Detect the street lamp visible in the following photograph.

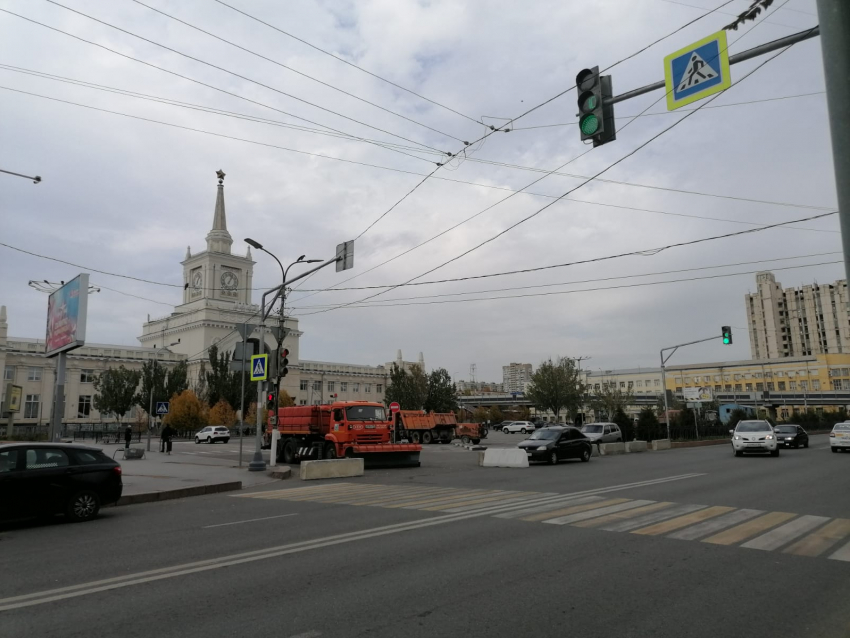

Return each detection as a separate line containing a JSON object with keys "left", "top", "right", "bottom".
{"left": 148, "top": 339, "right": 180, "bottom": 452}
{"left": 244, "top": 239, "right": 321, "bottom": 472}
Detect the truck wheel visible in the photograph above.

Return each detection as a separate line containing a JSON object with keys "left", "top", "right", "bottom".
{"left": 324, "top": 443, "right": 337, "bottom": 459}
{"left": 282, "top": 440, "right": 297, "bottom": 464}
{"left": 410, "top": 432, "right": 421, "bottom": 443}
{"left": 422, "top": 431, "right": 433, "bottom": 445}
{"left": 461, "top": 435, "right": 470, "bottom": 444}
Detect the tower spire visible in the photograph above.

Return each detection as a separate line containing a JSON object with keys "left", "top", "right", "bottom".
{"left": 206, "top": 169, "right": 233, "bottom": 253}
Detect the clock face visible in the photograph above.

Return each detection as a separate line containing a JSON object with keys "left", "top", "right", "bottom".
{"left": 192, "top": 271, "right": 203, "bottom": 289}
{"left": 220, "top": 271, "right": 239, "bottom": 291}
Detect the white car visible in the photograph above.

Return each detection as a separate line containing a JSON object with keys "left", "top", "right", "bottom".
{"left": 731, "top": 420, "right": 778, "bottom": 457}
{"left": 830, "top": 422, "right": 850, "bottom": 453}
{"left": 195, "top": 426, "right": 231, "bottom": 444}
{"left": 502, "top": 421, "right": 536, "bottom": 434}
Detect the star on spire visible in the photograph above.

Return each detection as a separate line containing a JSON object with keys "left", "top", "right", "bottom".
{"left": 216, "top": 169, "right": 226, "bottom": 184}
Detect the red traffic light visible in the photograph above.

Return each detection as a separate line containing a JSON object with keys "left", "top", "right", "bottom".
{"left": 267, "top": 392, "right": 275, "bottom": 402}
{"left": 281, "top": 348, "right": 289, "bottom": 358}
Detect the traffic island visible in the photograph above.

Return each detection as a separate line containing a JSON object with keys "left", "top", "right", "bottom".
{"left": 300, "top": 458, "right": 364, "bottom": 480}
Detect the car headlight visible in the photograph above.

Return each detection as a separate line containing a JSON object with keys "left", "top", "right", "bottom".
{"left": 765, "top": 435, "right": 774, "bottom": 440}
{"left": 537, "top": 445, "right": 548, "bottom": 451}
{"left": 733, "top": 435, "right": 741, "bottom": 440}
{"left": 786, "top": 437, "right": 794, "bottom": 441}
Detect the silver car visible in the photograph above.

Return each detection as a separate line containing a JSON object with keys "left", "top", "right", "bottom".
{"left": 731, "top": 420, "right": 778, "bottom": 457}
{"left": 580, "top": 423, "right": 623, "bottom": 443}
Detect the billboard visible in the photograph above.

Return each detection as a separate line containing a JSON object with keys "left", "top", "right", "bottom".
{"left": 3, "top": 383, "right": 22, "bottom": 413}
{"left": 45, "top": 274, "right": 89, "bottom": 357}
{"left": 683, "top": 386, "right": 713, "bottom": 402}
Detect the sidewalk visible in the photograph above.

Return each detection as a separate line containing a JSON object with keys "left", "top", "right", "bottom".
{"left": 106, "top": 443, "right": 290, "bottom": 505}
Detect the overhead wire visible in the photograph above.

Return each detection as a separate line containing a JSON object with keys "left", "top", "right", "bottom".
{"left": 128, "top": 0, "right": 466, "bottom": 144}
{"left": 299, "top": 16, "right": 816, "bottom": 315}
{"left": 0, "top": 6, "right": 437, "bottom": 165}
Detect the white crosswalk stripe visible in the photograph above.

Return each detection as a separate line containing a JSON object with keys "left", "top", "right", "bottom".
{"left": 741, "top": 515, "right": 831, "bottom": 551}
{"left": 668, "top": 509, "right": 765, "bottom": 541}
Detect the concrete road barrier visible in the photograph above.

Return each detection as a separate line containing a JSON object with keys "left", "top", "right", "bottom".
{"left": 626, "top": 441, "right": 648, "bottom": 453}
{"left": 481, "top": 448, "right": 529, "bottom": 468}
{"left": 300, "top": 458, "right": 364, "bottom": 480}
{"left": 651, "top": 439, "right": 672, "bottom": 451}
{"left": 597, "top": 442, "right": 626, "bottom": 456}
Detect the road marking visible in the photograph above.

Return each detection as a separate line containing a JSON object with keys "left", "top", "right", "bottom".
{"left": 702, "top": 512, "right": 797, "bottom": 546}
{"left": 202, "top": 513, "right": 299, "bottom": 529}
{"left": 494, "top": 495, "right": 605, "bottom": 519}
{"left": 0, "top": 473, "right": 705, "bottom": 612}
{"left": 784, "top": 519, "right": 850, "bottom": 557}
{"left": 572, "top": 502, "right": 674, "bottom": 528}
{"left": 385, "top": 490, "right": 499, "bottom": 509}
{"left": 544, "top": 500, "right": 655, "bottom": 525}
{"left": 341, "top": 488, "right": 443, "bottom": 506}
{"left": 598, "top": 504, "right": 707, "bottom": 533}
{"left": 667, "top": 509, "right": 764, "bottom": 541}
{"left": 741, "top": 515, "right": 830, "bottom": 551}
{"left": 631, "top": 506, "right": 735, "bottom": 536}
{"left": 521, "top": 498, "right": 630, "bottom": 523}
{"left": 828, "top": 539, "right": 850, "bottom": 562}
{"left": 436, "top": 492, "right": 555, "bottom": 513}
{"left": 418, "top": 490, "right": 526, "bottom": 511}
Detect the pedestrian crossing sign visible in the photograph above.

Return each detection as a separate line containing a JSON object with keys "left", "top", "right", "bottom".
{"left": 250, "top": 354, "right": 268, "bottom": 381}
{"left": 664, "top": 31, "right": 731, "bottom": 111}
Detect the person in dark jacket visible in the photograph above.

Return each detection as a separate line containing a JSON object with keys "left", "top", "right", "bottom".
{"left": 124, "top": 425, "right": 132, "bottom": 449}
{"left": 161, "top": 424, "right": 175, "bottom": 455}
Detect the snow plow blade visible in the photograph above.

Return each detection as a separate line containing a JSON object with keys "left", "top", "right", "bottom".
{"left": 351, "top": 443, "right": 421, "bottom": 468}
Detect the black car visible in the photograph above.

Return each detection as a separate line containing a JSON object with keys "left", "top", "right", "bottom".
{"left": 0, "top": 443, "right": 123, "bottom": 523}
{"left": 773, "top": 424, "right": 809, "bottom": 448}
{"left": 517, "top": 426, "right": 593, "bottom": 465}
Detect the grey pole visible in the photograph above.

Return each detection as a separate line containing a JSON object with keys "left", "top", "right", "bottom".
{"left": 239, "top": 344, "right": 246, "bottom": 467}
{"left": 815, "top": 1, "right": 850, "bottom": 287}
{"left": 660, "top": 352, "right": 670, "bottom": 441}
{"left": 49, "top": 351, "right": 66, "bottom": 442}
{"left": 147, "top": 348, "right": 156, "bottom": 452}
{"left": 249, "top": 322, "right": 267, "bottom": 472}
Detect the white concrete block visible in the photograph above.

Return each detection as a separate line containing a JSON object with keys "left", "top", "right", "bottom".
{"left": 299, "top": 458, "right": 364, "bottom": 480}
{"left": 598, "top": 442, "right": 626, "bottom": 455}
{"left": 626, "top": 441, "right": 647, "bottom": 453}
{"left": 651, "top": 439, "right": 672, "bottom": 451}
{"left": 481, "top": 448, "right": 529, "bottom": 468}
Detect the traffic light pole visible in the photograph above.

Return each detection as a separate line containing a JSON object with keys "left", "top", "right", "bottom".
{"left": 814, "top": 1, "right": 850, "bottom": 289}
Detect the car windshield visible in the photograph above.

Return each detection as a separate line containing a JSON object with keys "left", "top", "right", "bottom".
{"left": 346, "top": 405, "right": 387, "bottom": 422}
{"left": 529, "top": 429, "right": 561, "bottom": 440}
{"left": 773, "top": 426, "right": 797, "bottom": 433}
{"left": 736, "top": 421, "right": 772, "bottom": 432}
{"left": 581, "top": 425, "right": 603, "bottom": 434}
{"left": 834, "top": 424, "right": 850, "bottom": 431}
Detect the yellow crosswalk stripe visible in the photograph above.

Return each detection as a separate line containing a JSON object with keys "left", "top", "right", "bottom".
{"left": 385, "top": 490, "right": 498, "bottom": 509}
{"left": 281, "top": 486, "right": 386, "bottom": 502}
{"left": 307, "top": 487, "right": 414, "bottom": 504}
{"left": 420, "top": 492, "right": 534, "bottom": 512}
{"left": 631, "top": 506, "right": 734, "bottom": 536}
{"left": 572, "top": 502, "right": 675, "bottom": 528}
{"left": 783, "top": 519, "right": 850, "bottom": 557}
{"left": 702, "top": 511, "right": 797, "bottom": 546}
{"left": 239, "top": 484, "right": 359, "bottom": 499}
{"left": 339, "top": 488, "right": 446, "bottom": 506}
{"left": 521, "top": 498, "right": 630, "bottom": 523}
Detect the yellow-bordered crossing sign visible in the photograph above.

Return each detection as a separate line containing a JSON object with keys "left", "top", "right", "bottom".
{"left": 250, "top": 354, "right": 268, "bottom": 381}
{"left": 664, "top": 31, "right": 731, "bottom": 111}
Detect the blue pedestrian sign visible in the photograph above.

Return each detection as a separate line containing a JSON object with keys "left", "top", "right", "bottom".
{"left": 664, "top": 31, "right": 731, "bottom": 111}
{"left": 156, "top": 401, "right": 170, "bottom": 415}
{"left": 250, "top": 353, "right": 268, "bottom": 381}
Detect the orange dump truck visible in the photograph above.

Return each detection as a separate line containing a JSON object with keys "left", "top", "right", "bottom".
{"left": 266, "top": 401, "right": 420, "bottom": 468}
{"left": 394, "top": 410, "right": 487, "bottom": 445}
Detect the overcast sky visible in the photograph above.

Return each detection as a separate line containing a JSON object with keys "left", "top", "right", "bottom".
{"left": 0, "top": 0, "right": 838, "bottom": 382}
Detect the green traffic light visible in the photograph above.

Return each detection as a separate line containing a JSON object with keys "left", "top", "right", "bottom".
{"left": 580, "top": 113, "right": 599, "bottom": 136}
{"left": 723, "top": 337, "right": 730, "bottom": 344}
{"left": 581, "top": 94, "right": 597, "bottom": 113}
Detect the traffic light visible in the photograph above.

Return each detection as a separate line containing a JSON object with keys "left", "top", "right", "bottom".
{"left": 575, "top": 66, "right": 616, "bottom": 147}
{"left": 266, "top": 390, "right": 276, "bottom": 410}
{"left": 722, "top": 326, "right": 733, "bottom": 345}
{"left": 280, "top": 348, "right": 289, "bottom": 378}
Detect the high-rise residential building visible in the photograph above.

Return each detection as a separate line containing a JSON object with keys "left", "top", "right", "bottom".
{"left": 502, "top": 362, "right": 533, "bottom": 393}
{"left": 746, "top": 272, "right": 850, "bottom": 360}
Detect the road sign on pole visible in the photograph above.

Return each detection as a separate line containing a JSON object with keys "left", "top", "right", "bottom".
{"left": 250, "top": 354, "right": 269, "bottom": 381}
{"left": 664, "top": 31, "right": 731, "bottom": 111}
{"left": 389, "top": 402, "right": 401, "bottom": 414}
{"left": 155, "top": 401, "right": 170, "bottom": 416}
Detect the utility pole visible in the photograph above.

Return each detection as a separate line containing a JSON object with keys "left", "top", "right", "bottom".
{"left": 815, "top": 1, "right": 850, "bottom": 286}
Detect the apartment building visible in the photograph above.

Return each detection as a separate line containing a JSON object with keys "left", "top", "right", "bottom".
{"left": 502, "top": 363, "right": 533, "bottom": 393}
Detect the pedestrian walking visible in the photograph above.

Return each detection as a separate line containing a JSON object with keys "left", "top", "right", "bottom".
{"left": 162, "top": 424, "right": 175, "bottom": 455}
{"left": 124, "top": 424, "right": 132, "bottom": 449}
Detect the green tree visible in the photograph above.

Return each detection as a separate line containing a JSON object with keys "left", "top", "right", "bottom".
{"left": 526, "top": 357, "right": 584, "bottom": 421}
{"left": 93, "top": 366, "right": 141, "bottom": 423}
{"left": 165, "top": 360, "right": 189, "bottom": 400}
{"left": 424, "top": 368, "right": 459, "bottom": 413}
{"left": 204, "top": 345, "right": 250, "bottom": 411}
{"left": 489, "top": 406, "right": 504, "bottom": 424}
{"left": 385, "top": 363, "right": 428, "bottom": 410}
{"left": 612, "top": 408, "right": 634, "bottom": 442}
{"left": 591, "top": 380, "right": 635, "bottom": 421}
{"left": 134, "top": 360, "right": 167, "bottom": 420}
{"left": 636, "top": 407, "right": 661, "bottom": 442}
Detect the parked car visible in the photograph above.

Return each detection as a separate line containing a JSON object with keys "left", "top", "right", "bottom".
{"left": 503, "top": 421, "right": 536, "bottom": 434}
{"left": 195, "top": 426, "right": 231, "bottom": 444}
{"left": 773, "top": 424, "right": 809, "bottom": 448}
{"left": 497, "top": 421, "right": 515, "bottom": 432}
{"left": 731, "top": 420, "right": 778, "bottom": 457}
{"left": 580, "top": 423, "right": 623, "bottom": 443}
{"left": 517, "top": 426, "right": 593, "bottom": 464}
{"left": 0, "top": 443, "right": 123, "bottom": 523}
{"left": 830, "top": 422, "right": 850, "bottom": 452}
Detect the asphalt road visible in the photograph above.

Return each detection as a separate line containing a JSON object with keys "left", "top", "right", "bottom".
{"left": 2, "top": 434, "right": 849, "bottom": 638}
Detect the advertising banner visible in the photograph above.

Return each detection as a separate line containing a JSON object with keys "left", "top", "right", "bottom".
{"left": 683, "top": 386, "right": 713, "bottom": 402}
{"left": 45, "top": 274, "right": 89, "bottom": 357}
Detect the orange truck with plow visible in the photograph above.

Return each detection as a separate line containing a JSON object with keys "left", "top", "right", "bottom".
{"left": 265, "top": 401, "right": 421, "bottom": 468}
{"left": 393, "top": 410, "right": 487, "bottom": 445}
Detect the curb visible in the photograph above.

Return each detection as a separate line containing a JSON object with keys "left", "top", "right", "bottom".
{"left": 115, "top": 481, "right": 242, "bottom": 506}
{"left": 670, "top": 439, "right": 730, "bottom": 449}
{"left": 268, "top": 466, "right": 293, "bottom": 480}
